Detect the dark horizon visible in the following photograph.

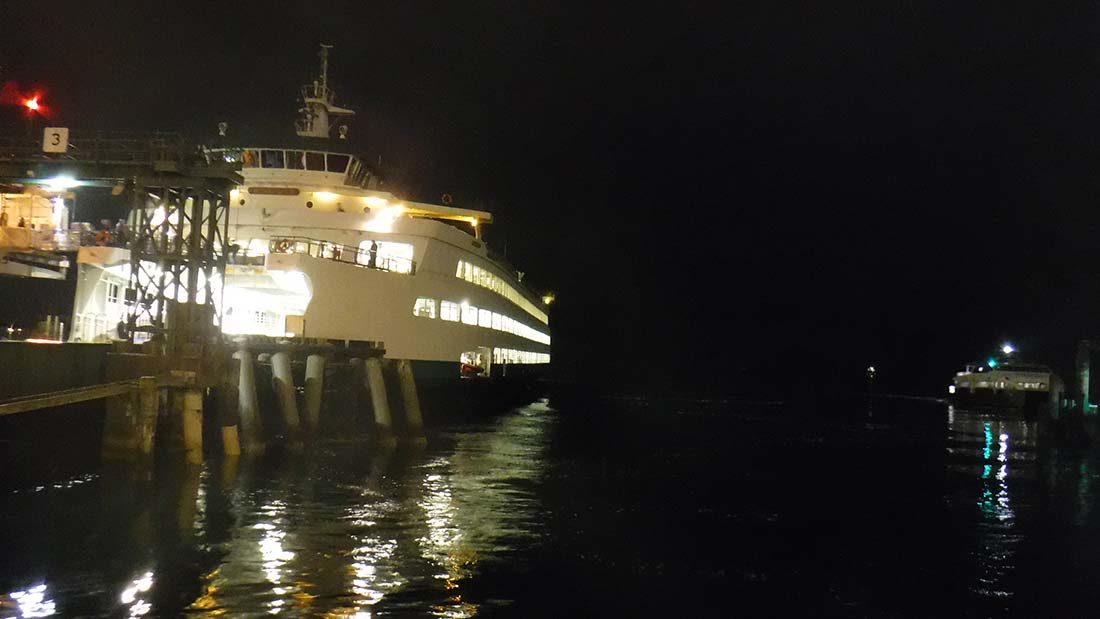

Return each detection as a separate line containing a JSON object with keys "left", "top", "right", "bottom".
{"left": 4, "top": 2, "right": 1099, "bottom": 397}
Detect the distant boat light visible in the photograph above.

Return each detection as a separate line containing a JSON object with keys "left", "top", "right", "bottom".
{"left": 1002, "top": 343, "right": 1016, "bottom": 355}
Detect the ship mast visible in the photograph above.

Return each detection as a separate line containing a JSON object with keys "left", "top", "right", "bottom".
{"left": 295, "top": 44, "right": 355, "bottom": 139}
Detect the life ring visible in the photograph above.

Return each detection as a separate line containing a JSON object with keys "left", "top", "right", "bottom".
{"left": 441, "top": 193, "right": 453, "bottom": 206}
{"left": 275, "top": 239, "right": 293, "bottom": 253}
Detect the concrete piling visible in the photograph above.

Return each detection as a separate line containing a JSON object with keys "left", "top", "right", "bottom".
{"left": 136, "top": 376, "right": 159, "bottom": 456}
{"left": 364, "top": 356, "right": 395, "bottom": 447}
{"left": 101, "top": 375, "right": 160, "bottom": 460}
{"left": 304, "top": 353, "right": 326, "bottom": 433}
{"left": 233, "top": 350, "right": 264, "bottom": 453}
{"left": 396, "top": 359, "right": 426, "bottom": 444}
{"left": 271, "top": 351, "right": 301, "bottom": 439}
{"left": 181, "top": 389, "right": 204, "bottom": 464}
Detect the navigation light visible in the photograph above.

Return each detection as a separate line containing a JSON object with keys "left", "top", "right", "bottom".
{"left": 24, "top": 97, "right": 39, "bottom": 111}
{"left": 987, "top": 358, "right": 999, "bottom": 368}
{"left": 1001, "top": 343, "right": 1016, "bottom": 355}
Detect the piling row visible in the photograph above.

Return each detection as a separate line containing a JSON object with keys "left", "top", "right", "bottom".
{"left": 101, "top": 342, "right": 426, "bottom": 463}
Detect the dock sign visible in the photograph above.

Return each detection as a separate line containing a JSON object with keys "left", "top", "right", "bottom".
{"left": 42, "top": 127, "right": 69, "bottom": 153}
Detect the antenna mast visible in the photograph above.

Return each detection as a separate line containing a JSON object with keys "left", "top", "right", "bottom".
{"left": 319, "top": 43, "right": 332, "bottom": 92}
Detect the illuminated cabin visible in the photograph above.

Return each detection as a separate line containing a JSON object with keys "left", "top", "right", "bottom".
{"left": 71, "top": 46, "right": 550, "bottom": 379}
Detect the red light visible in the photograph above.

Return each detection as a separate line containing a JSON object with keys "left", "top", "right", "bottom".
{"left": 25, "top": 97, "right": 39, "bottom": 111}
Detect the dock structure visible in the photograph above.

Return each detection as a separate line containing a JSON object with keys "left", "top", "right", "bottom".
{"left": 0, "top": 130, "right": 428, "bottom": 461}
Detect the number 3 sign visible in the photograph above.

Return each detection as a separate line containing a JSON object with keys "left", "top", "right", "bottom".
{"left": 43, "top": 128, "right": 69, "bottom": 153}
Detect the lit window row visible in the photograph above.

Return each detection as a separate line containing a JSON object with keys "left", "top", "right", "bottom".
{"left": 493, "top": 348, "right": 551, "bottom": 365}
{"left": 455, "top": 260, "right": 548, "bottom": 325}
{"left": 413, "top": 297, "right": 551, "bottom": 345}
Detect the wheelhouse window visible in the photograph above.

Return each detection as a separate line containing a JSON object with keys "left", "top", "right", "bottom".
{"left": 261, "top": 150, "right": 285, "bottom": 168}
{"left": 305, "top": 152, "right": 325, "bottom": 171}
{"left": 286, "top": 150, "right": 306, "bottom": 170}
{"left": 242, "top": 149, "right": 260, "bottom": 168}
{"left": 327, "top": 154, "right": 350, "bottom": 174}
{"left": 106, "top": 282, "right": 120, "bottom": 305}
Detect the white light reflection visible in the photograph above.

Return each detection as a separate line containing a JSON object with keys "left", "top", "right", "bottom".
{"left": 6, "top": 584, "right": 56, "bottom": 617}
{"left": 344, "top": 493, "right": 405, "bottom": 615}
{"left": 119, "top": 572, "right": 154, "bottom": 617}
{"left": 256, "top": 501, "right": 297, "bottom": 614}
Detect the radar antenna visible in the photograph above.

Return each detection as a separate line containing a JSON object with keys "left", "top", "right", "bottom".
{"left": 295, "top": 44, "right": 355, "bottom": 138}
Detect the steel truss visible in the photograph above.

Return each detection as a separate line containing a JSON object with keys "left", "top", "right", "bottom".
{"left": 127, "top": 178, "right": 233, "bottom": 351}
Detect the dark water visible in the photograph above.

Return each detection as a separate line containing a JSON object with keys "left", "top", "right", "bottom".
{"left": 4, "top": 395, "right": 1100, "bottom": 617}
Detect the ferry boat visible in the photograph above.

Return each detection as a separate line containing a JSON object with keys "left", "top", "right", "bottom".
{"left": 948, "top": 344, "right": 1060, "bottom": 412}
{"left": 69, "top": 46, "right": 551, "bottom": 388}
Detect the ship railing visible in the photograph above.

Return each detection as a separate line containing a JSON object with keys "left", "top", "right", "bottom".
{"left": 264, "top": 236, "right": 416, "bottom": 275}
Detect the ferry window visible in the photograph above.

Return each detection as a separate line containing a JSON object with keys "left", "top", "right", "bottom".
{"left": 462, "top": 304, "right": 479, "bottom": 326}
{"left": 478, "top": 309, "right": 492, "bottom": 329}
{"left": 286, "top": 151, "right": 306, "bottom": 170}
{"left": 261, "top": 150, "right": 285, "bottom": 168}
{"left": 219, "top": 149, "right": 242, "bottom": 164}
{"left": 377, "top": 242, "right": 414, "bottom": 274}
{"left": 327, "top": 154, "right": 350, "bottom": 173}
{"left": 106, "top": 282, "right": 120, "bottom": 305}
{"left": 413, "top": 297, "right": 437, "bottom": 319}
{"left": 492, "top": 312, "right": 502, "bottom": 330}
{"left": 305, "top": 152, "right": 325, "bottom": 171}
{"left": 242, "top": 149, "right": 259, "bottom": 168}
{"left": 441, "top": 301, "right": 460, "bottom": 322}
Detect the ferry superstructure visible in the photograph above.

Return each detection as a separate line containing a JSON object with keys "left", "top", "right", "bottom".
{"left": 70, "top": 46, "right": 551, "bottom": 380}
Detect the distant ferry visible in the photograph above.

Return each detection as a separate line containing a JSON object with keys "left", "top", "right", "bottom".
{"left": 69, "top": 46, "right": 551, "bottom": 385}
{"left": 948, "top": 345, "right": 1060, "bottom": 412}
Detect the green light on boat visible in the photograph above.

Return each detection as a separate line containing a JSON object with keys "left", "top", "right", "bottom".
{"left": 988, "top": 358, "right": 998, "bottom": 368}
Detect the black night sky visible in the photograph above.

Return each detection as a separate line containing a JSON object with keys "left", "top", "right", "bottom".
{"left": 4, "top": 2, "right": 1100, "bottom": 396}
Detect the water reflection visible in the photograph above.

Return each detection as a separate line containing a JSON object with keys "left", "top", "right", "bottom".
{"left": 119, "top": 572, "right": 154, "bottom": 617}
{"left": 0, "top": 401, "right": 555, "bottom": 616}
{"left": 946, "top": 406, "right": 1036, "bottom": 601}
{"left": 4, "top": 584, "right": 55, "bottom": 618}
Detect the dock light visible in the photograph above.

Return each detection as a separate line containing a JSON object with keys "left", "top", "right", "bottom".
{"left": 364, "top": 204, "right": 405, "bottom": 233}
{"left": 949, "top": 385, "right": 956, "bottom": 394}
{"left": 42, "top": 175, "right": 78, "bottom": 191}
{"left": 1002, "top": 343, "right": 1016, "bottom": 355}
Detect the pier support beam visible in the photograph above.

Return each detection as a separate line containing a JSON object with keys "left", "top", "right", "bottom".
{"left": 271, "top": 351, "right": 301, "bottom": 440}
{"left": 233, "top": 350, "right": 264, "bottom": 454}
{"left": 304, "top": 354, "right": 326, "bottom": 434}
{"left": 396, "top": 359, "right": 426, "bottom": 445}
{"left": 181, "top": 389, "right": 204, "bottom": 464}
{"left": 365, "top": 357, "right": 395, "bottom": 447}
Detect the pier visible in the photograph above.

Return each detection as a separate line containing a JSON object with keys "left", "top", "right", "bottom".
{"left": 0, "top": 130, "right": 429, "bottom": 463}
